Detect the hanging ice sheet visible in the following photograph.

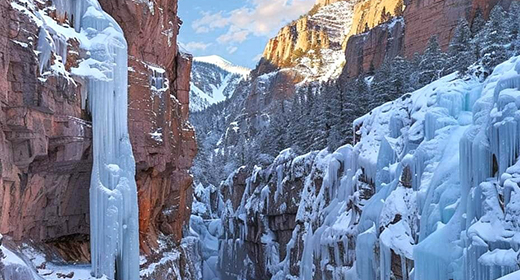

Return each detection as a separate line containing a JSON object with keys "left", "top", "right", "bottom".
{"left": 42, "top": 0, "right": 141, "bottom": 279}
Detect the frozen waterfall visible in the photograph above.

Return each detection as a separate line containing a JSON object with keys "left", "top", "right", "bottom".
{"left": 214, "top": 54, "right": 520, "bottom": 280}
{"left": 39, "top": 0, "right": 140, "bottom": 279}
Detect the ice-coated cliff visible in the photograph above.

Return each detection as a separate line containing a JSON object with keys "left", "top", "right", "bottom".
{"left": 39, "top": 0, "right": 139, "bottom": 278}
{"left": 211, "top": 55, "right": 520, "bottom": 279}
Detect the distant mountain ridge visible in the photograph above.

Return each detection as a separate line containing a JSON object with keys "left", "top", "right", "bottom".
{"left": 189, "top": 55, "right": 250, "bottom": 112}
{"left": 194, "top": 55, "right": 250, "bottom": 77}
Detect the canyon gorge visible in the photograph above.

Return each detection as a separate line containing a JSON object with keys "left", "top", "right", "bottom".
{"left": 1, "top": 0, "right": 520, "bottom": 279}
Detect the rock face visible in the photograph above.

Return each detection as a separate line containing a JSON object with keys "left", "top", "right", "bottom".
{"left": 343, "top": 18, "right": 405, "bottom": 77}
{"left": 98, "top": 0, "right": 197, "bottom": 254}
{"left": 217, "top": 151, "right": 316, "bottom": 279}
{"left": 260, "top": 0, "right": 355, "bottom": 73}
{"left": 0, "top": 0, "right": 92, "bottom": 261}
{"left": 341, "top": 0, "right": 516, "bottom": 78}
{"left": 0, "top": 0, "right": 196, "bottom": 265}
{"left": 402, "top": 0, "right": 474, "bottom": 58}
{"left": 261, "top": 17, "right": 330, "bottom": 70}
{"left": 346, "top": 0, "right": 403, "bottom": 39}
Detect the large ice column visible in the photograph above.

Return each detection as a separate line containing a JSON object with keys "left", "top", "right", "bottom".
{"left": 51, "top": 0, "right": 140, "bottom": 279}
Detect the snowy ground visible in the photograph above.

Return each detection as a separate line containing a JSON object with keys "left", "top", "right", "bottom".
{"left": 1, "top": 243, "right": 106, "bottom": 280}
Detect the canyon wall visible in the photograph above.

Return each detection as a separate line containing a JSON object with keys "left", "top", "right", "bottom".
{"left": 341, "top": 0, "right": 516, "bottom": 78}
{"left": 0, "top": 0, "right": 196, "bottom": 265}
{"left": 262, "top": 0, "right": 517, "bottom": 79}
{"left": 98, "top": 0, "right": 197, "bottom": 254}
{"left": 346, "top": 0, "right": 403, "bottom": 39}
{"left": 0, "top": 0, "right": 92, "bottom": 260}
{"left": 259, "top": 0, "right": 354, "bottom": 73}
{"left": 343, "top": 19, "right": 405, "bottom": 77}
{"left": 260, "top": 17, "right": 331, "bottom": 70}
{"left": 217, "top": 53, "right": 520, "bottom": 280}
{"left": 402, "top": 0, "right": 473, "bottom": 58}
{"left": 218, "top": 153, "right": 308, "bottom": 280}
{"left": 260, "top": 0, "right": 403, "bottom": 74}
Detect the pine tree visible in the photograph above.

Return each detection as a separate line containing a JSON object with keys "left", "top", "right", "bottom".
{"left": 336, "top": 81, "right": 355, "bottom": 143}
{"left": 447, "top": 18, "right": 474, "bottom": 75}
{"left": 391, "top": 56, "right": 413, "bottom": 94}
{"left": 508, "top": 1, "right": 520, "bottom": 55}
{"left": 471, "top": 9, "right": 486, "bottom": 36}
{"left": 287, "top": 93, "right": 305, "bottom": 152}
{"left": 327, "top": 125, "right": 342, "bottom": 152}
{"left": 418, "top": 36, "right": 446, "bottom": 86}
{"left": 371, "top": 58, "right": 393, "bottom": 105}
{"left": 267, "top": 101, "right": 288, "bottom": 156}
{"left": 370, "top": 56, "right": 411, "bottom": 108}
{"left": 352, "top": 76, "right": 371, "bottom": 118}
{"left": 301, "top": 85, "right": 317, "bottom": 151}
{"left": 478, "top": 5, "right": 509, "bottom": 72}
{"left": 308, "top": 85, "right": 329, "bottom": 152}
{"left": 408, "top": 53, "right": 422, "bottom": 90}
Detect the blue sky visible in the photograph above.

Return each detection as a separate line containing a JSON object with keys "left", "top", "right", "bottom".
{"left": 178, "top": 0, "right": 315, "bottom": 68}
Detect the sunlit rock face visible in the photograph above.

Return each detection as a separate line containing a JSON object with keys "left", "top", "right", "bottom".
{"left": 259, "top": 0, "right": 355, "bottom": 75}
{"left": 341, "top": 0, "right": 515, "bottom": 78}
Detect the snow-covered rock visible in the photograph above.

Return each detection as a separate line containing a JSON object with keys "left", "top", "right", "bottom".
{"left": 211, "top": 55, "right": 520, "bottom": 280}
{"left": 190, "top": 56, "right": 250, "bottom": 111}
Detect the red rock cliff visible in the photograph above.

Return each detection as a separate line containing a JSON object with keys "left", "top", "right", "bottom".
{"left": 98, "top": 0, "right": 197, "bottom": 254}
{"left": 0, "top": 0, "right": 92, "bottom": 261}
{"left": 0, "top": 0, "right": 196, "bottom": 262}
{"left": 342, "top": 0, "right": 516, "bottom": 78}
{"left": 343, "top": 19, "right": 405, "bottom": 77}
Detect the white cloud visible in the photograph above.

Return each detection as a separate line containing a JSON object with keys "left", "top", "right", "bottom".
{"left": 252, "top": 53, "right": 263, "bottom": 62}
{"left": 192, "top": 0, "right": 315, "bottom": 44}
{"left": 192, "top": 11, "right": 228, "bottom": 34}
{"left": 218, "top": 27, "right": 249, "bottom": 44}
{"left": 180, "top": 41, "right": 212, "bottom": 52}
{"left": 227, "top": 46, "right": 238, "bottom": 54}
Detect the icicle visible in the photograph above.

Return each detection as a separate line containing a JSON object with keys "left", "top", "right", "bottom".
{"left": 45, "top": 0, "right": 141, "bottom": 279}
{"left": 375, "top": 137, "right": 398, "bottom": 191}
{"left": 389, "top": 114, "right": 404, "bottom": 138}
{"left": 437, "top": 90, "right": 464, "bottom": 118}
{"left": 37, "top": 28, "right": 53, "bottom": 74}
{"left": 356, "top": 224, "right": 378, "bottom": 280}
{"left": 424, "top": 108, "right": 457, "bottom": 141}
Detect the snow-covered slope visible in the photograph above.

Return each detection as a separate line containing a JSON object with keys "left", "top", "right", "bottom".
{"left": 207, "top": 55, "right": 520, "bottom": 279}
{"left": 190, "top": 56, "right": 250, "bottom": 111}
{"left": 194, "top": 56, "right": 250, "bottom": 77}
